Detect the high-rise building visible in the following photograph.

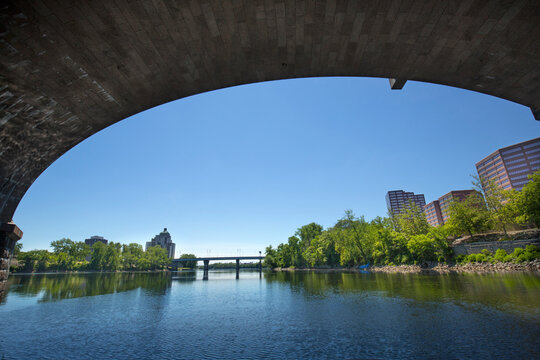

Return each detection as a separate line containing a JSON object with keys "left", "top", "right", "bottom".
{"left": 146, "top": 228, "right": 176, "bottom": 258}
{"left": 386, "top": 190, "right": 426, "bottom": 216}
{"left": 84, "top": 236, "right": 109, "bottom": 261}
{"left": 476, "top": 137, "right": 540, "bottom": 191}
{"left": 424, "top": 190, "right": 482, "bottom": 226}
{"left": 84, "top": 235, "right": 108, "bottom": 247}
{"left": 424, "top": 200, "right": 444, "bottom": 227}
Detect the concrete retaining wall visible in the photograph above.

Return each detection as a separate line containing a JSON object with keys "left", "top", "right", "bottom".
{"left": 452, "top": 239, "right": 540, "bottom": 256}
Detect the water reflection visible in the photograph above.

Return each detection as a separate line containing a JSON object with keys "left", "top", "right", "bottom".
{"left": 3, "top": 271, "right": 540, "bottom": 316}
{"left": 1, "top": 270, "right": 539, "bottom": 359}
{"left": 264, "top": 271, "right": 540, "bottom": 314}
{"left": 5, "top": 272, "right": 173, "bottom": 303}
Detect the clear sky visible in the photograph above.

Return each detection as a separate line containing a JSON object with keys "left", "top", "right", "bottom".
{"left": 13, "top": 77, "right": 539, "bottom": 257}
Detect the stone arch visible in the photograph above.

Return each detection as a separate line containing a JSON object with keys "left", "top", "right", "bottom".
{"left": 1, "top": 1, "right": 539, "bottom": 266}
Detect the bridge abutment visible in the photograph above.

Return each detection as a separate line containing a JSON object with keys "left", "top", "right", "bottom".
{"left": 0, "top": 222, "right": 22, "bottom": 299}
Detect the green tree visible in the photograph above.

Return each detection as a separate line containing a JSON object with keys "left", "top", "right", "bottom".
{"left": 474, "top": 175, "right": 516, "bottom": 236}
{"left": 333, "top": 210, "right": 372, "bottom": 266}
{"left": 19, "top": 250, "right": 51, "bottom": 272}
{"left": 519, "top": 170, "right": 540, "bottom": 227}
{"left": 122, "top": 243, "right": 144, "bottom": 270}
{"left": 289, "top": 236, "right": 305, "bottom": 267}
{"left": 50, "top": 238, "right": 90, "bottom": 270}
{"left": 14, "top": 242, "right": 23, "bottom": 257}
{"left": 295, "top": 223, "right": 323, "bottom": 250}
{"left": 427, "top": 224, "right": 453, "bottom": 261}
{"left": 264, "top": 245, "right": 278, "bottom": 268}
{"left": 90, "top": 241, "right": 107, "bottom": 270}
{"left": 396, "top": 200, "right": 430, "bottom": 237}
{"left": 143, "top": 246, "right": 169, "bottom": 270}
{"left": 407, "top": 234, "right": 437, "bottom": 262}
{"left": 446, "top": 193, "right": 492, "bottom": 240}
{"left": 179, "top": 253, "right": 197, "bottom": 269}
{"left": 104, "top": 242, "right": 122, "bottom": 271}
{"left": 303, "top": 231, "right": 340, "bottom": 267}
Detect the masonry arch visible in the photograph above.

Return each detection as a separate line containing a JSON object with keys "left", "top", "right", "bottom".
{"left": 1, "top": 0, "right": 539, "bottom": 238}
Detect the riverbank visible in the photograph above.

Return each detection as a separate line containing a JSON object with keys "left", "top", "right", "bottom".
{"left": 363, "top": 260, "right": 540, "bottom": 274}
{"left": 273, "top": 260, "right": 540, "bottom": 274}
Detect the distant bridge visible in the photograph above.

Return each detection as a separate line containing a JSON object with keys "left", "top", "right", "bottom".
{"left": 172, "top": 256, "right": 264, "bottom": 280}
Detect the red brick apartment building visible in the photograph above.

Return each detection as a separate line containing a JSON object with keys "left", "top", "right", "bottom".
{"left": 476, "top": 137, "right": 540, "bottom": 191}
{"left": 424, "top": 190, "right": 480, "bottom": 227}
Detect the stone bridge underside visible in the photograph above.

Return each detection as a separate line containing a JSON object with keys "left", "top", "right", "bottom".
{"left": 1, "top": 0, "right": 540, "bottom": 226}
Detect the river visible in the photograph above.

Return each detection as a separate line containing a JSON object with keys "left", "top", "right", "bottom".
{"left": 1, "top": 270, "right": 539, "bottom": 359}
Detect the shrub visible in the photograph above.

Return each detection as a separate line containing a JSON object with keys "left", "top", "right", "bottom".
{"left": 437, "top": 256, "right": 445, "bottom": 263}
{"left": 516, "top": 254, "right": 528, "bottom": 263}
{"left": 494, "top": 249, "right": 508, "bottom": 263}
{"left": 481, "top": 249, "right": 492, "bottom": 257}
{"left": 466, "top": 254, "right": 477, "bottom": 263}
{"left": 475, "top": 254, "right": 487, "bottom": 263}
{"left": 456, "top": 255, "right": 466, "bottom": 263}
{"left": 512, "top": 247, "right": 524, "bottom": 258}
{"left": 503, "top": 255, "right": 514, "bottom": 262}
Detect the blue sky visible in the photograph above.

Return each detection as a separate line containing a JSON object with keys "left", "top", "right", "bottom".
{"left": 14, "top": 77, "right": 539, "bottom": 257}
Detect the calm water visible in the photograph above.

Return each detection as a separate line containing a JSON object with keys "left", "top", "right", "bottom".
{"left": 1, "top": 270, "right": 539, "bottom": 359}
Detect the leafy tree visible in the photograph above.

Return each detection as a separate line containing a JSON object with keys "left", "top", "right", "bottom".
{"left": 143, "top": 246, "right": 169, "bottom": 270}
{"left": 19, "top": 250, "right": 50, "bottom": 272}
{"left": 519, "top": 170, "right": 540, "bottom": 227}
{"left": 334, "top": 210, "right": 372, "bottom": 266}
{"left": 474, "top": 175, "right": 516, "bottom": 236}
{"left": 295, "top": 223, "right": 323, "bottom": 250}
{"left": 303, "top": 231, "right": 340, "bottom": 267}
{"left": 446, "top": 193, "right": 492, "bottom": 240}
{"left": 104, "top": 242, "right": 122, "bottom": 271}
{"left": 14, "top": 242, "right": 23, "bottom": 257}
{"left": 179, "top": 253, "right": 197, "bottom": 269}
{"left": 122, "top": 243, "right": 144, "bottom": 270}
{"left": 90, "top": 241, "right": 107, "bottom": 270}
{"left": 427, "top": 225, "right": 453, "bottom": 261}
{"left": 264, "top": 245, "right": 278, "bottom": 268}
{"left": 395, "top": 200, "right": 429, "bottom": 237}
{"left": 50, "top": 238, "right": 90, "bottom": 270}
{"left": 407, "top": 234, "right": 437, "bottom": 262}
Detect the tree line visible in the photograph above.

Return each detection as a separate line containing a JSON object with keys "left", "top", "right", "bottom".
{"left": 265, "top": 170, "right": 540, "bottom": 268}
{"left": 14, "top": 240, "right": 196, "bottom": 272}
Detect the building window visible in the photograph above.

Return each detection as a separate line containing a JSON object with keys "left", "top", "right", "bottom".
{"left": 501, "top": 147, "right": 523, "bottom": 155}
{"left": 524, "top": 142, "right": 540, "bottom": 149}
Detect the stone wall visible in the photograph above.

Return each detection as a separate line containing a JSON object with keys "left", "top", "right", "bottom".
{"left": 0, "top": 223, "right": 22, "bottom": 301}
{"left": 452, "top": 239, "right": 540, "bottom": 256}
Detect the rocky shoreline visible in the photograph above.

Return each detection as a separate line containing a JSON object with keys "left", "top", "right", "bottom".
{"left": 369, "top": 260, "right": 540, "bottom": 274}
{"left": 273, "top": 260, "right": 540, "bottom": 274}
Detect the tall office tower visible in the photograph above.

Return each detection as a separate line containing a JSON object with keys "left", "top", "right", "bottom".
{"left": 424, "top": 190, "right": 482, "bottom": 227}
{"left": 476, "top": 137, "right": 540, "bottom": 191}
{"left": 146, "top": 228, "right": 176, "bottom": 258}
{"left": 386, "top": 190, "right": 426, "bottom": 216}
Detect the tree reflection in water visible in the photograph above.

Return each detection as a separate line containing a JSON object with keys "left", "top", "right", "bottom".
{"left": 6, "top": 272, "right": 175, "bottom": 302}
{"left": 264, "top": 271, "right": 540, "bottom": 314}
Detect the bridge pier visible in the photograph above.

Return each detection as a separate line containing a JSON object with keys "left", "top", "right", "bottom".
{"left": 0, "top": 222, "right": 22, "bottom": 300}
{"left": 236, "top": 259, "right": 240, "bottom": 279}
{"left": 203, "top": 260, "right": 209, "bottom": 280}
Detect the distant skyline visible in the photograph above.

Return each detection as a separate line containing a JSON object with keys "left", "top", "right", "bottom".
{"left": 14, "top": 77, "right": 539, "bottom": 257}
